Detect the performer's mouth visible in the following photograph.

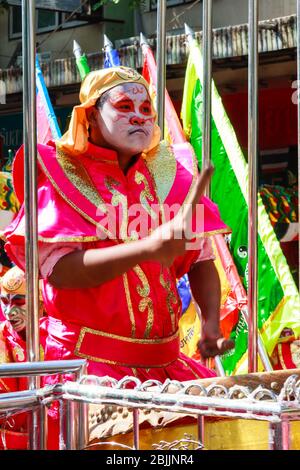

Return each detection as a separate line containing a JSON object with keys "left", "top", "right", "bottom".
{"left": 129, "top": 128, "right": 147, "bottom": 136}
{"left": 10, "top": 319, "right": 24, "bottom": 330}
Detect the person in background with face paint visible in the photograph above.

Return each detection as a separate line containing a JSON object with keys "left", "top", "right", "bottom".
{"left": 5, "top": 67, "right": 233, "bottom": 394}
{"left": 1, "top": 266, "right": 27, "bottom": 340}
{"left": 0, "top": 266, "right": 46, "bottom": 449}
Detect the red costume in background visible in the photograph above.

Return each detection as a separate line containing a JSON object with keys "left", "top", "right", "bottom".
{"left": 0, "top": 318, "right": 47, "bottom": 449}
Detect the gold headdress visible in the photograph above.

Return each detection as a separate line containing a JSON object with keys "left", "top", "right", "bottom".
{"left": 1, "top": 266, "right": 26, "bottom": 296}
{"left": 0, "top": 265, "right": 43, "bottom": 300}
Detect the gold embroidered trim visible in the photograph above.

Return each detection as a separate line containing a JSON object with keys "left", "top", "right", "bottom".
{"left": 193, "top": 228, "right": 230, "bottom": 238}
{"left": 159, "top": 270, "right": 179, "bottom": 332}
{"left": 38, "top": 235, "right": 102, "bottom": 243}
{"left": 133, "top": 265, "right": 150, "bottom": 298}
{"left": 0, "top": 378, "right": 10, "bottom": 392}
{"left": 37, "top": 152, "right": 115, "bottom": 241}
{"left": 139, "top": 298, "right": 155, "bottom": 339}
{"left": 133, "top": 265, "right": 154, "bottom": 338}
{"left": 277, "top": 344, "right": 287, "bottom": 370}
{"left": 75, "top": 326, "right": 178, "bottom": 345}
{"left": 74, "top": 351, "right": 177, "bottom": 368}
{"left": 177, "top": 357, "right": 203, "bottom": 380}
{"left": 143, "top": 142, "right": 177, "bottom": 204}
{"left": 74, "top": 326, "right": 179, "bottom": 367}
{"left": 56, "top": 148, "right": 108, "bottom": 214}
{"left": 143, "top": 165, "right": 166, "bottom": 226}
{"left": 105, "top": 176, "right": 128, "bottom": 241}
{"left": 134, "top": 171, "right": 158, "bottom": 222}
{"left": 123, "top": 273, "right": 136, "bottom": 338}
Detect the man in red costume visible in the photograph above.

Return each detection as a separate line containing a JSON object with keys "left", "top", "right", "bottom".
{"left": 0, "top": 266, "right": 46, "bottom": 449}
{"left": 5, "top": 67, "right": 233, "bottom": 384}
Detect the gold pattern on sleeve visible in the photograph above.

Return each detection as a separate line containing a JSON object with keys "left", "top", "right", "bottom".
{"left": 105, "top": 176, "right": 129, "bottom": 241}
{"left": 133, "top": 265, "right": 154, "bottom": 338}
{"left": 159, "top": 270, "right": 179, "bottom": 332}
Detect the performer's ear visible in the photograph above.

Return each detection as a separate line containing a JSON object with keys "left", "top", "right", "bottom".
{"left": 86, "top": 107, "right": 99, "bottom": 129}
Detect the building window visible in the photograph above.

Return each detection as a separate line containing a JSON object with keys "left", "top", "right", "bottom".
{"left": 60, "top": 12, "right": 87, "bottom": 30}
{"left": 150, "top": 0, "right": 195, "bottom": 10}
{"left": 37, "top": 9, "right": 59, "bottom": 33}
{"left": 10, "top": 6, "right": 22, "bottom": 37}
{"left": 9, "top": 7, "right": 86, "bottom": 39}
{"left": 9, "top": 6, "right": 59, "bottom": 39}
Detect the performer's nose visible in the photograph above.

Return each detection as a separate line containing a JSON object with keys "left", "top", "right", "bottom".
{"left": 129, "top": 115, "right": 145, "bottom": 126}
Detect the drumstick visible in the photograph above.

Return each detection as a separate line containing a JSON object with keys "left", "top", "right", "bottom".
{"left": 181, "top": 165, "right": 214, "bottom": 224}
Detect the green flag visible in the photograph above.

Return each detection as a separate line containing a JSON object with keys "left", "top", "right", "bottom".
{"left": 76, "top": 55, "right": 90, "bottom": 81}
{"left": 182, "top": 39, "right": 300, "bottom": 374}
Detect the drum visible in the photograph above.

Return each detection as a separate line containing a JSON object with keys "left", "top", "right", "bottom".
{"left": 87, "top": 404, "right": 202, "bottom": 450}
{"left": 87, "top": 404, "right": 300, "bottom": 450}
{"left": 86, "top": 369, "right": 300, "bottom": 450}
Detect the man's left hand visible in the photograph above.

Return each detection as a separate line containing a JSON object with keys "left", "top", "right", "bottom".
{"left": 198, "top": 333, "right": 234, "bottom": 359}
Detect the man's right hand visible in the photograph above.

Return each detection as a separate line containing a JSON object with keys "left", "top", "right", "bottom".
{"left": 144, "top": 165, "right": 214, "bottom": 267}
{"left": 49, "top": 166, "right": 213, "bottom": 288}
{"left": 146, "top": 216, "right": 187, "bottom": 267}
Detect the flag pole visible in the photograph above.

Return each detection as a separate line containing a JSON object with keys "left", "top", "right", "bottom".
{"left": 156, "top": 0, "right": 166, "bottom": 138}
{"left": 140, "top": 32, "right": 148, "bottom": 48}
{"left": 184, "top": 22, "right": 272, "bottom": 373}
{"left": 104, "top": 33, "right": 114, "bottom": 53}
{"left": 185, "top": 22, "right": 224, "bottom": 376}
{"left": 248, "top": 0, "right": 259, "bottom": 373}
{"left": 22, "top": 0, "right": 41, "bottom": 449}
{"left": 202, "top": 0, "right": 212, "bottom": 197}
{"left": 36, "top": 55, "right": 61, "bottom": 140}
{"left": 103, "top": 33, "right": 121, "bottom": 67}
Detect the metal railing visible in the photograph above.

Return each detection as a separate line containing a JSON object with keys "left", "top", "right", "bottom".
{"left": 2, "top": 370, "right": 299, "bottom": 450}
{"left": 0, "top": 360, "right": 87, "bottom": 450}
{"left": 0, "top": 15, "right": 297, "bottom": 97}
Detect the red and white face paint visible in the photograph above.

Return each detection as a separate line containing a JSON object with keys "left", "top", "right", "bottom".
{"left": 96, "top": 83, "right": 155, "bottom": 157}
{"left": 0, "top": 293, "right": 27, "bottom": 333}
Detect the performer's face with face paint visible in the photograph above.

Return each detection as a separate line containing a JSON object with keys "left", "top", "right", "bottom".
{"left": 93, "top": 83, "right": 155, "bottom": 157}
{"left": 0, "top": 293, "right": 44, "bottom": 334}
{"left": 0, "top": 293, "right": 26, "bottom": 333}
